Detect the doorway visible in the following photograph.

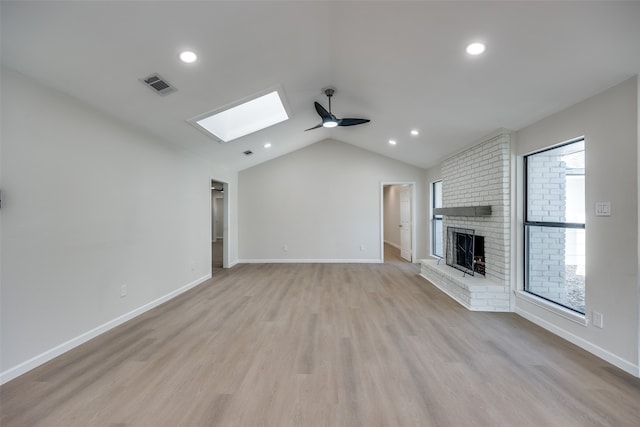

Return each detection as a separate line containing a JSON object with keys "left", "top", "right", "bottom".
{"left": 381, "top": 182, "right": 415, "bottom": 263}
{"left": 211, "top": 179, "right": 227, "bottom": 270}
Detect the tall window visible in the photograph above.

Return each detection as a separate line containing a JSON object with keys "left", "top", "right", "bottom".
{"left": 524, "top": 139, "right": 585, "bottom": 313}
{"left": 432, "top": 180, "right": 443, "bottom": 258}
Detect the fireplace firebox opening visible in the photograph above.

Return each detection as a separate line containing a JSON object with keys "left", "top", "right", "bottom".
{"left": 446, "top": 227, "right": 485, "bottom": 276}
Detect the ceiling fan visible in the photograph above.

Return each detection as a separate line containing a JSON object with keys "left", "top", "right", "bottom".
{"left": 305, "top": 88, "right": 370, "bottom": 131}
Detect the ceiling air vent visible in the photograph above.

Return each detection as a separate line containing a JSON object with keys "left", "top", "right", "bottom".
{"left": 140, "top": 73, "right": 177, "bottom": 96}
{"left": 243, "top": 150, "right": 254, "bottom": 156}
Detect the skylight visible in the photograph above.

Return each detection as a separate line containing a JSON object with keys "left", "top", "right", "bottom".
{"left": 190, "top": 90, "right": 289, "bottom": 143}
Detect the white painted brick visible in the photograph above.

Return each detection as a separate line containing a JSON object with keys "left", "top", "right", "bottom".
{"left": 430, "top": 134, "right": 513, "bottom": 311}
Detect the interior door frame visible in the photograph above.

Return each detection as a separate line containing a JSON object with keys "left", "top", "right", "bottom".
{"left": 210, "top": 177, "right": 230, "bottom": 269}
{"left": 380, "top": 181, "right": 417, "bottom": 263}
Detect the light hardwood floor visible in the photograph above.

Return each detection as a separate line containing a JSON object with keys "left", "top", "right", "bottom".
{"left": 212, "top": 239, "right": 223, "bottom": 270}
{"left": 2, "top": 247, "right": 639, "bottom": 426}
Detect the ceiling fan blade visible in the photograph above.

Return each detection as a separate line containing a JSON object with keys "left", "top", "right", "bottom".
{"left": 338, "top": 118, "right": 370, "bottom": 127}
{"left": 314, "top": 102, "right": 332, "bottom": 120}
{"left": 304, "top": 123, "right": 323, "bottom": 131}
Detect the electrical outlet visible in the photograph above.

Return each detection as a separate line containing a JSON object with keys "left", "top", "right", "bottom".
{"left": 283, "top": 244, "right": 289, "bottom": 252}
{"left": 120, "top": 284, "right": 128, "bottom": 298}
{"left": 190, "top": 261, "right": 196, "bottom": 271}
{"left": 593, "top": 311, "right": 604, "bottom": 328}
{"left": 360, "top": 244, "right": 365, "bottom": 251}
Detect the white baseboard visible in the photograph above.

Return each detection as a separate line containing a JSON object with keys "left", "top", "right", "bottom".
{"left": 515, "top": 306, "right": 639, "bottom": 378}
{"left": 0, "top": 274, "right": 211, "bottom": 385}
{"left": 238, "top": 258, "right": 383, "bottom": 264}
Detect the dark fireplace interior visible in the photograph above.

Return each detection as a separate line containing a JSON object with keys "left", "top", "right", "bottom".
{"left": 472, "top": 235, "right": 485, "bottom": 275}
{"left": 447, "top": 227, "right": 485, "bottom": 276}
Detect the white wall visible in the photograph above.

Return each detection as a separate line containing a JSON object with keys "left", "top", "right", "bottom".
{"left": 238, "top": 139, "right": 427, "bottom": 262}
{"left": 515, "top": 76, "right": 639, "bottom": 376}
{"left": 383, "top": 185, "right": 401, "bottom": 248}
{"left": 0, "top": 69, "right": 238, "bottom": 382}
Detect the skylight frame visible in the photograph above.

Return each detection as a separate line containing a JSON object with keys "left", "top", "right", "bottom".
{"left": 187, "top": 86, "right": 291, "bottom": 143}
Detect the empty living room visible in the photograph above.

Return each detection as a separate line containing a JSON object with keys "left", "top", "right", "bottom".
{"left": 1, "top": 1, "right": 640, "bottom": 426}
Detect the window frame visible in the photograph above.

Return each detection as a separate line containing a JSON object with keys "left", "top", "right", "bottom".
{"left": 523, "top": 138, "right": 585, "bottom": 314}
{"left": 431, "top": 180, "right": 443, "bottom": 258}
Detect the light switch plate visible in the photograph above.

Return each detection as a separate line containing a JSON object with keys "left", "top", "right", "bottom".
{"left": 595, "top": 202, "right": 611, "bottom": 217}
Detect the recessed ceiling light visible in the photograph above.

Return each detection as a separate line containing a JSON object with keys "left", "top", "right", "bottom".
{"left": 389, "top": 139, "right": 397, "bottom": 145}
{"left": 179, "top": 50, "right": 198, "bottom": 63}
{"left": 466, "top": 42, "right": 486, "bottom": 55}
{"left": 410, "top": 129, "right": 419, "bottom": 136}
{"left": 264, "top": 143, "right": 272, "bottom": 148}
{"left": 188, "top": 89, "right": 289, "bottom": 143}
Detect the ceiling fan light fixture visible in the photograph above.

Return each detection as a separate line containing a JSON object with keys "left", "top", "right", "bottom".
{"left": 322, "top": 119, "right": 338, "bottom": 128}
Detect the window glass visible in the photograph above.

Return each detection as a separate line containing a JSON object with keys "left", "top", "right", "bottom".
{"left": 526, "top": 140, "right": 584, "bottom": 223}
{"left": 525, "top": 139, "right": 585, "bottom": 314}
{"left": 526, "top": 226, "right": 585, "bottom": 313}
{"left": 432, "top": 181, "right": 443, "bottom": 258}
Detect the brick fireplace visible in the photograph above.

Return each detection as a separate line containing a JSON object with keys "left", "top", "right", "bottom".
{"left": 421, "top": 133, "right": 512, "bottom": 311}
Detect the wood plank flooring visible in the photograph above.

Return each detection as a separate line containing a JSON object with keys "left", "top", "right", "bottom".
{"left": 2, "top": 247, "right": 640, "bottom": 426}
{"left": 212, "top": 240, "right": 223, "bottom": 270}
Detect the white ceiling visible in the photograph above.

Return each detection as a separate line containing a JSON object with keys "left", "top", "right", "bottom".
{"left": 2, "top": 1, "right": 640, "bottom": 171}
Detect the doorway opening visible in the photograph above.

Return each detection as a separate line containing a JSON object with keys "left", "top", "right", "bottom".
{"left": 381, "top": 182, "right": 415, "bottom": 263}
{"left": 211, "top": 179, "right": 228, "bottom": 271}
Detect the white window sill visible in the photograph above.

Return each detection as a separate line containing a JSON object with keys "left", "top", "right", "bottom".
{"left": 516, "top": 290, "right": 588, "bottom": 326}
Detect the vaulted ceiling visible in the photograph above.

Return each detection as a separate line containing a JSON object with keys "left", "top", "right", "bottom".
{"left": 2, "top": 1, "right": 640, "bottom": 170}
